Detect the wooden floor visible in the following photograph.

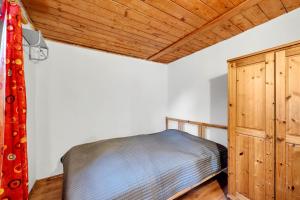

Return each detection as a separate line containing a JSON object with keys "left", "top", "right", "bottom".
{"left": 29, "top": 173, "right": 228, "bottom": 200}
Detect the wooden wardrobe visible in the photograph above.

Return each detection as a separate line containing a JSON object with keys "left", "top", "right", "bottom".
{"left": 228, "top": 41, "right": 300, "bottom": 200}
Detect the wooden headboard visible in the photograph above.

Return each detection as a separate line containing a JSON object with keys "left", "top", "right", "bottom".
{"left": 166, "top": 117, "right": 227, "bottom": 138}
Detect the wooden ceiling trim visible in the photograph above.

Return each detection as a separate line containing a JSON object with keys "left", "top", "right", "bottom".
{"left": 148, "top": 0, "right": 265, "bottom": 61}
{"left": 24, "top": 0, "right": 176, "bottom": 45}
{"left": 141, "top": 0, "right": 207, "bottom": 28}
{"left": 171, "top": 0, "right": 219, "bottom": 21}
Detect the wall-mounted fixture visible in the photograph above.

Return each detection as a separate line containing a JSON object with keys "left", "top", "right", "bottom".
{"left": 22, "top": 28, "right": 49, "bottom": 61}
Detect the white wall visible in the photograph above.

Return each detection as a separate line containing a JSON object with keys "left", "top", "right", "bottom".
{"left": 24, "top": 51, "right": 37, "bottom": 190}
{"left": 34, "top": 41, "right": 168, "bottom": 179}
{"left": 168, "top": 8, "right": 300, "bottom": 147}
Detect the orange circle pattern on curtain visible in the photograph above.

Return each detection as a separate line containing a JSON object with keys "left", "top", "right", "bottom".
{"left": 0, "top": 1, "right": 28, "bottom": 199}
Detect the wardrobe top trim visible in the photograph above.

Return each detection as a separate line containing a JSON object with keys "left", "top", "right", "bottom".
{"left": 228, "top": 40, "right": 300, "bottom": 63}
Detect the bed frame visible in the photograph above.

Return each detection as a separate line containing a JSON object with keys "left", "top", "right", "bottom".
{"left": 165, "top": 117, "right": 227, "bottom": 138}
{"left": 165, "top": 117, "right": 227, "bottom": 200}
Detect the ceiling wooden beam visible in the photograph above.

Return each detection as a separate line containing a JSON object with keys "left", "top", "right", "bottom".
{"left": 148, "top": 0, "right": 264, "bottom": 61}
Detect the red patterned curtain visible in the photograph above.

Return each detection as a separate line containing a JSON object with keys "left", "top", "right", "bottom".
{"left": 0, "top": 0, "right": 28, "bottom": 199}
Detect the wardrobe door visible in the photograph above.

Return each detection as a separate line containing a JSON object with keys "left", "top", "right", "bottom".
{"left": 228, "top": 52, "right": 275, "bottom": 200}
{"left": 276, "top": 46, "right": 300, "bottom": 200}
{"left": 286, "top": 144, "right": 300, "bottom": 199}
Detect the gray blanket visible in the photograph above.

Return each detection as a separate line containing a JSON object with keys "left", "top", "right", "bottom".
{"left": 61, "top": 129, "right": 227, "bottom": 200}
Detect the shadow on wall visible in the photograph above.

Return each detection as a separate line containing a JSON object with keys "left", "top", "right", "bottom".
{"left": 210, "top": 74, "right": 228, "bottom": 124}
{"left": 207, "top": 74, "right": 228, "bottom": 147}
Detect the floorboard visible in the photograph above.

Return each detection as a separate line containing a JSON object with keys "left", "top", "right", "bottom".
{"left": 29, "top": 173, "right": 228, "bottom": 200}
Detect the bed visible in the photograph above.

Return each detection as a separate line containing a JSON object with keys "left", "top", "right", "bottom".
{"left": 61, "top": 117, "right": 227, "bottom": 200}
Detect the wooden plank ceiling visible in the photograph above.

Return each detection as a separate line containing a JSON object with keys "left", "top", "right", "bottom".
{"left": 23, "top": 0, "right": 300, "bottom": 63}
